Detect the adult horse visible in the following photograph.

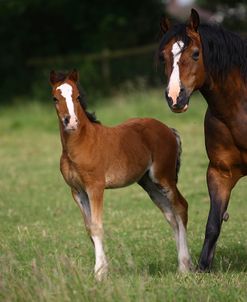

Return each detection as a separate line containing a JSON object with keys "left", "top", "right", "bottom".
{"left": 50, "top": 70, "right": 192, "bottom": 280}
{"left": 159, "top": 9, "right": 247, "bottom": 271}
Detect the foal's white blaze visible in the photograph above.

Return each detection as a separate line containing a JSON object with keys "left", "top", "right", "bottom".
{"left": 56, "top": 83, "right": 78, "bottom": 128}
{"left": 167, "top": 41, "right": 184, "bottom": 105}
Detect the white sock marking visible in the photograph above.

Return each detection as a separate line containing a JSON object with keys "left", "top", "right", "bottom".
{"left": 176, "top": 216, "right": 191, "bottom": 271}
{"left": 92, "top": 235, "right": 107, "bottom": 279}
{"left": 56, "top": 83, "right": 78, "bottom": 127}
{"left": 167, "top": 41, "right": 184, "bottom": 105}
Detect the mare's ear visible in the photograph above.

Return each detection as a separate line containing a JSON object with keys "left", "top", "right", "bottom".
{"left": 68, "top": 69, "right": 79, "bottom": 82}
{"left": 160, "top": 16, "right": 171, "bottom": 34}
{"left": 50, "top": 70, "right": 57, "bottom": 85}
{"left": 188, "top": 8, "right": 200, "bottom": 32}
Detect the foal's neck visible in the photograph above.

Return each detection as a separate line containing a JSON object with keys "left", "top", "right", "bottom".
{"left": 59, "top": 107, "right": 94, "bottom": 152}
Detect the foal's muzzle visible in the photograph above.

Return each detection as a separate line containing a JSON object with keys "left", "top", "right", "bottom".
{"left": 165, "top": 86, "right": 189, "bottom": 113}
{"left": 62, "top": 114, "right": 78, "bottom": 131}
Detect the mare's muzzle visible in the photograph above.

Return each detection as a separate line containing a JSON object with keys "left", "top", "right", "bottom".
{"left": 165, "top": 86, "right": 189, "bottom": 113}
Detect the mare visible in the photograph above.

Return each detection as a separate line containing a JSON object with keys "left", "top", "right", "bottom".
{"left": 50, "top": 70, "right": 192, "bottom": 280}
{"left": 159, "top": 8, "right": 247, "bottom": 271}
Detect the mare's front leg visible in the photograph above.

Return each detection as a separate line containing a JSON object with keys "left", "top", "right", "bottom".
{"left": 198, "top": 163, "right": 241, "bottom": 271}
{"left": 198, "top": 110, "right": 242, "bottom": 271}
{"left": 72, "top": 184, "right": 108, "bottom": 281}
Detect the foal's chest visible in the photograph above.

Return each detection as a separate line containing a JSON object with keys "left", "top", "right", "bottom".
{"left": 60, "top": 155, "right": 84, "bottom": 189}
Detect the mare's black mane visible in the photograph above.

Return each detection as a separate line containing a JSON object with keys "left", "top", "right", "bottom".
{"left": 159, "top": 23, "right": 247, "bottom": 81}
{"left": 54, "top": 71, "right": 100, "bottom": 124}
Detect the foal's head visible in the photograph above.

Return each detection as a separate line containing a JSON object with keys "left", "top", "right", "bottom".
{"left": 159, "top": 9, "right": 206, "bottom": 113}
{"left": 50, "top": 70, "right": 81, "bottom": 132}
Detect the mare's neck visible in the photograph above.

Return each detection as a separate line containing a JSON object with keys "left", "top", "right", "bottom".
{"left": 200, "top": 69, "right": 247, "bottom": 119}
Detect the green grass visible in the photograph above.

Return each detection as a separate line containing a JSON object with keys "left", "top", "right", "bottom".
{"left": 0, "top": 89, "right": 246, "bottom": 301}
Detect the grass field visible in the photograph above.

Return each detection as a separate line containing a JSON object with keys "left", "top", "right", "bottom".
{"left": 0, "top": 89, "right": 247, "bottom": 301}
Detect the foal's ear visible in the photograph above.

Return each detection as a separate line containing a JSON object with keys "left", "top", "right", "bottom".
{"left": 50, "top": 70, "right": 57, "bottom": 85}
{"left": 160, "top": 16, "right": 171, "bottom": 34}
{"left": 68, "top": 69, "right": 79, "bottom": 82}
{"left": 188, "top": 8, "right": 200, "bottom": 32}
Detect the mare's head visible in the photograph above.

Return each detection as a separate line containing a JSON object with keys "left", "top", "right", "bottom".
{"left": 159, "top": 9, "right": 205, "bottom": 113}
{"left": 50, "top": 70, "right": 81, "bottom": 131}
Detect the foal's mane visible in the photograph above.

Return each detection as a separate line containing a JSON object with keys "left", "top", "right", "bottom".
{"left": 55, "top": 72, "right": 100, "bottom": 124}
{"left": 159, "top": 23, "right": 247, "bottom": 82}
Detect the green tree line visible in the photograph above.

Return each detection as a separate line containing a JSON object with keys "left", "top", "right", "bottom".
{"left": 1, "top": 0, "right": 246, "bottom": 101}
{"left": 1, "top": 0, "right": 164, "bottom": 101}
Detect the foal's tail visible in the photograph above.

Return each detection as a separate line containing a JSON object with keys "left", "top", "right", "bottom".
{"left": 171, "top": 128, "right": 182, "bottom": 183}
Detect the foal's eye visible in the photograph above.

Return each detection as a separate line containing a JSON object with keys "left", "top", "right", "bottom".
{"left": 53, "top": 97, "right": 58, "bottom": 103}
{"left": 192, "top": 49, "right": 199, "bottom": 61}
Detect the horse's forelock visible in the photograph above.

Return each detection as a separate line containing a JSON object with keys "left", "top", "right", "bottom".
{"left": 159, "top": 24, "right": 191, "bottom": 53}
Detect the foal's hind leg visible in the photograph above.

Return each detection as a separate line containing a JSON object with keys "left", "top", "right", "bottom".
{"left": 72, "top": 186, "right": 108, "bottom": 281}
{"left": 139, "top": 174, "right": 192, "bottom": 272}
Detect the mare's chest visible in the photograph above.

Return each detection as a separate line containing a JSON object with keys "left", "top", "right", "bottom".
{"left": 228, "top": 115, "right": 247, "bottom": 153}
{"left": 205, "top": 107, "right": 247, "bottom": 167}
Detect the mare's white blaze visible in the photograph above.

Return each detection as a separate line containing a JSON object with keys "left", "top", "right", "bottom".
{"left": 92, "top": 235, "right": 108, "bottom": 280}
{"left": 56, "top": 83, "right": 78, "bottom": 127}
{"left": 167, "top": 41, "right": 184, "bottom": 105}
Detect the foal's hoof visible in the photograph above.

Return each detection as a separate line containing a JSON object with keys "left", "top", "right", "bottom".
{"left": 179, "top": 258, "right": 194, "bottom": 273}
{"left": 95, "top": 264, "right": 108, "bottom": 282}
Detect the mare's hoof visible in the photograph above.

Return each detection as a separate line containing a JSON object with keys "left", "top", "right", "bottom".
{"left": 195, "top": 265, "right": 211, "bottom": 273}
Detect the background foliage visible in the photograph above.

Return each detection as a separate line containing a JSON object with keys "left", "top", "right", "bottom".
{"left": 1, "top": 0, "right": 163, "bottom": 100}
{"left": 1, "top": 0, "right": 246, "bottom": 102}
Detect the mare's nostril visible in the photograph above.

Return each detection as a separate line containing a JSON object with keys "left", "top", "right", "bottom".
{"left": 63, "top": 115, "right": 70, "bottom": 126}
{"left": 165, "top": 89, "right": 173, "bottom": 107}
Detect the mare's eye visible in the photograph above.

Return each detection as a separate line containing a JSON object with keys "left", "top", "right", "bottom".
{"left": 192, "top": 49, "right": 199, "bottom": 61}
{"left": 159, "top": 52, "right": 165, "bottom": 63}
{"left": 53, "top": 97, "right": 58, "bottom": 103}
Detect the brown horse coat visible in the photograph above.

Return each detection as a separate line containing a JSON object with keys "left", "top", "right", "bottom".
{"left": 50, "top": 70, "right": 192, "bottom": 280}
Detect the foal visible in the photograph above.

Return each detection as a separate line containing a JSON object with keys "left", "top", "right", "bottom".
{"left": 50, "top": 70, "right": 191, "bottom": 280}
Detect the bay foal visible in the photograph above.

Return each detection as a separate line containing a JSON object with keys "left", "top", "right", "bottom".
{"left": 50, "top": 70, "right": 191, "bottom": 280}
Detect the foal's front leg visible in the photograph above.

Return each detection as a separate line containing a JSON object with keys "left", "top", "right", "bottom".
{"left": 72, "top": 186, "right": 108, "bottom": 281}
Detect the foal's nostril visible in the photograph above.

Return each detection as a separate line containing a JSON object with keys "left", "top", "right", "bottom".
{"left": 63, "top": 115, "right": 70, "bottom": 126}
